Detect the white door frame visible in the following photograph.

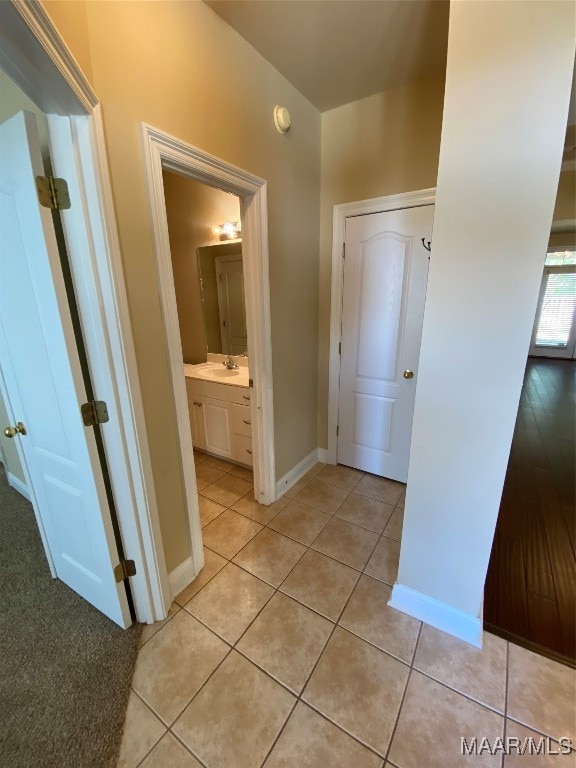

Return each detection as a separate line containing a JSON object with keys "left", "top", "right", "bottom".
{"left": 141, "top": 125, "right": 276, "bottom": 524}
{"left": 0, "top": 0, "right": 169, "bottom": 623}
{"left": 327, "top": 188, "right": 436, "bottom": 464}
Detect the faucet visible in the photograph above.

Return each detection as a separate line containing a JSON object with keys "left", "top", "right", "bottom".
{"left": 223, "top": 355, "right": 239, "bottom": 370}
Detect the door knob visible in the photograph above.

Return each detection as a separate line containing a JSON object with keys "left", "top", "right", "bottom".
{"left": 403, "top": 370, "right": 414, "bottom": 379}
{"left": 4, "top": 421, "right": 27, "bottom": 438}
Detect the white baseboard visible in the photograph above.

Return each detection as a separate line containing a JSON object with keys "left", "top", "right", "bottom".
{"left": 317, "top": 448, "right": 332, "bottom": 464}
{"left": 168, "top": 556, "right": 198, "bottom": 600}
{"left": 389, "top": 583, "right": 483, "bottom": 648}
{"left": 8, "top": 472, "right": 31, "bottom": 502}
{"left": 275, "top": 449, "right": 322, "bottom": 498}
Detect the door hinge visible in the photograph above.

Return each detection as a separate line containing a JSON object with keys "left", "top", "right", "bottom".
{"left": 338, "top": 342, "right": 341, "bottom": 355}
{"left": 36, "top": 175, "right": 71, "bottom": 210}
{"left": 342, "top": 243, "right": 346, "bottom": 259}
{"left": 81, "top": 400, "right": 110, "bottom": 427}
{"left": 114, "top": 559, "right": 136, "bottom": 583}
{"left": 336, "top": 425, "right": 339, "bottom": 436}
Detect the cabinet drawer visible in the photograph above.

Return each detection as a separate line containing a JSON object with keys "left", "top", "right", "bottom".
{"left": 230, "top": 403, "right": 252, "bottom": 437}
{"left": 231, "top": 433, "right": 253, "bottom": 466}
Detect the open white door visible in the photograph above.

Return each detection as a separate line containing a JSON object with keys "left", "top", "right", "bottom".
{"left": 337, "top": 205, "right": 433, "bottom": 481}
{"left": 215, "top": 253, "right": 247, "bottom": 355}
{"left": 0, "top": 111, "right": 131, "bottom": 627}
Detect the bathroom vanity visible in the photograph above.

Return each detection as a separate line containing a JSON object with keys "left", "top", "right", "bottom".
{"left": 184, "top": 357, "right": 252, "bottom": 466}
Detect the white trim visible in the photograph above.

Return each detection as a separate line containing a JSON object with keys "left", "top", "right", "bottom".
{"left": 0, "top": 1, "right": 97, "bottom": 114}
{"left": 48, "top": 113, "right": 170, "bottom": 623}
{"left": 389, "top": 583, "right": 483, "bottom": 648}
{"left": 275, "top": 449, "right": 319, "bottom": 498}
{"left": 0, "top": 1, "right": 167, "bottom": 623}
{"left": 317, "top": 448, "right": 331, "bottom": 464}
{"left": 326, "top": 189, "right": 436, "bottom": 463}
{"left": 168, "top": 556, "right": 197, "bottom": 599}
{"left": 140, "top": 125, "right": 276, "bottom": 578}
{"left": 7, "top": 471, "right": 31, "bottom": 501}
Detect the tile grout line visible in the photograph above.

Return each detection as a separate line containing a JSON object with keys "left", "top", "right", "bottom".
{"left": 177, "top": 461, "right": 393, "bottom": 765}
{"left": 380, "top": 623, "right": 424, "bottom": 767}
{"left": 382, "top": 665, "right": 414, "bottom": 766}
{"left": 133, "top": 460, "right": 409, "bottom": 765}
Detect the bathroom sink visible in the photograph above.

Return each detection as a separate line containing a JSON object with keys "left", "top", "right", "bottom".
{"left": 203, "top": 368, "right": 241, "bottom": 379}
{"left": 184, "top": 361, "right": 249, "bottom": 387}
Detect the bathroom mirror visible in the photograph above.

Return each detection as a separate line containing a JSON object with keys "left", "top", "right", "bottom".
{"left": 197, "top": 241, "right": 247, "bottom": 356}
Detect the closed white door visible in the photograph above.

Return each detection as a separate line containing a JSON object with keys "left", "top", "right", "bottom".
{"left": 215, "top": 255, "right": 247, "bottom": 355}
{"left": 337, "top": 205, "right": 433, "bottom": 481}
{"left": 0, "top": 111, "right": 130, "bottom": 627}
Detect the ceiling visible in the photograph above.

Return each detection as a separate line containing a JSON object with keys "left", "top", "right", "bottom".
{"left": 205, "top": 0, "right": 450, "bottom": 112}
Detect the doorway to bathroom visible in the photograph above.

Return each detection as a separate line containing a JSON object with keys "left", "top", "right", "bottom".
{"left": 162, "top": 171, "right": 255, "bottom": 472}
{"left": 141, "top": 125, "right": 276, "bottom": 594}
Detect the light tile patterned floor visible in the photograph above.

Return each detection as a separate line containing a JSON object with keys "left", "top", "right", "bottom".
{"left": 118, "top": 458, "right": 576, "bottom": 768}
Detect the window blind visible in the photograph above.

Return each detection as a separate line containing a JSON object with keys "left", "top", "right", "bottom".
{"left": 534, "top": 271, "right": 576, "bottom": 348}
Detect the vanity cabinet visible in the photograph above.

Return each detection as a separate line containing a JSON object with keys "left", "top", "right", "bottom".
{"left": 185, "top": 377, "right": 252, "bottom": 466}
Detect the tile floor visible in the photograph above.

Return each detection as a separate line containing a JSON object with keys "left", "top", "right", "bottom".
{"left": 118, "top": 456, "right": 576, "bottom": 768}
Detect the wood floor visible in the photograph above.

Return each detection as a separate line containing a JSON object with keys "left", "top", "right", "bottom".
{"left": 484, "top": 357, "right": 576, "bottom": 665}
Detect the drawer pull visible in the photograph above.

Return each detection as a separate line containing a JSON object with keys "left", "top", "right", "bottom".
{"left": 194, "top": 401, "right": 203, "bottom": 407}
{"left": 246, "top": 449, "right": 253, "bottom": 455}
{"left": 242, "top": 396, "right": 250, "bottom": 401}
{"left": 242, "top": 419, "right": 251, "bottom": 425}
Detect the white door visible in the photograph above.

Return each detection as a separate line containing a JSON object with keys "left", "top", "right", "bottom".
{"left": 215, "top": 254, "right": 247, "bottom": 355}
{"left": 0, "top": 111, "right": 131, "bottom": 627}
{"left": 337, "top": 205, "right": 433, "bottom": 481}
{"left": 529, "top": 265, "right": 576, "bottom": 359}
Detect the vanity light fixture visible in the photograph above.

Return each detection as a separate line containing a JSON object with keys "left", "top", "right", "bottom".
{"left": 213, "top": 221, "right": 241, "bottom": 240}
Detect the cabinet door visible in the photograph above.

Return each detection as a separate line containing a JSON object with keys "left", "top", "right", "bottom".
{"left": 198, "top": 396, "right": 232, "bottom": 457}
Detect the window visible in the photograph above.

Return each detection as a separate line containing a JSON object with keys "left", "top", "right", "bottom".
{"left": 530, "top": 251, "right": 576, "bottom": 359}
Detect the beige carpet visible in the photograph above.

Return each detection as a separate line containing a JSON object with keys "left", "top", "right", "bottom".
{"left": 0, "top": 465, "right": 141, "bottom": 767}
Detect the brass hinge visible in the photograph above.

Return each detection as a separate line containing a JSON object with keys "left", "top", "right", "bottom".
{"left": 36, "top": 175, "right": 71, "bottom": 210}
{"left": 342, "top": 243, "right": 346, "bottom": 259}
{"left": 114, "top": 559, "right": 136, "bottom": 583}
{"left": 249, "top": 378, "right": 253, "bottom": 387}
{"left": 81, "top": 400, "right": 110, "bottom": 427}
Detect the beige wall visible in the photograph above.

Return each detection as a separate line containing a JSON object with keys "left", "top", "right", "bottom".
{"left": 163, "top": 172, "right": 240, "bottom": 364}
{"left": 41, "top": 1, "right": 93, "bottom": 84}
{"left": 318, "top": 74, "right": 446, "bottom": 447}
{"left": 553, "top": 169, "right": 576, "bottom": 221}
{"left": 42, "top": 0, "right": 321, "bottom": 571}
{"left": 550, "top": 168, "right": 576, "bottom": 248}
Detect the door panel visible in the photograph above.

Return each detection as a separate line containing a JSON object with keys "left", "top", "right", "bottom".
{"left": 338, "top": 205, "right": 433, "bottom": 481}
{"left": 215, "top": 255, "right": 247, "bottom": 355}
{"left": 0, "top": 111, "right": 129, "bottom": 626}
